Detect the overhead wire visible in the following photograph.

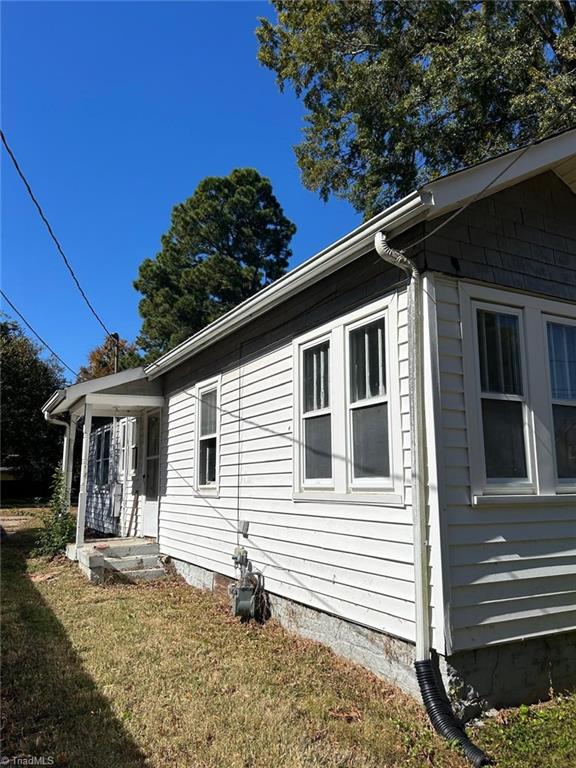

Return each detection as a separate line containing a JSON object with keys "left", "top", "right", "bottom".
{"left": 0, "top": 289, "right": 79, "bottom": 378}
{"left": 0, "top": 129, "right": 113, "bottom": 338}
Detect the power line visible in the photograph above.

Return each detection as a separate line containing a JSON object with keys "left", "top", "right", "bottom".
{"left": 1, "top": 129, "right": 113, "bottom": 338}
{"left": 0, "top": 289, "right": 78, "bottom": 378}
{"left": 403, "top": 118, "right": 575, "bottom": 254}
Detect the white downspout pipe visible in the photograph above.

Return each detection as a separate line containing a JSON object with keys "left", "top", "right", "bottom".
{"left": 374, "top": 232, "right": 430, "bottom": 662}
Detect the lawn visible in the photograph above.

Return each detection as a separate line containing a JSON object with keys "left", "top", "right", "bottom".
{"left": 1, "top": 513, "right": 575, "bottom": 768}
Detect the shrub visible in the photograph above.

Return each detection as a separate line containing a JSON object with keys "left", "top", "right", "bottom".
{"left": 35, "top": 469, "right": 75, "bottom": 558}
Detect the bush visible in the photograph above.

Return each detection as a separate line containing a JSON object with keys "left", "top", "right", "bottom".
{"left": 35, "top": 469, "right": 76, "bottom": 558}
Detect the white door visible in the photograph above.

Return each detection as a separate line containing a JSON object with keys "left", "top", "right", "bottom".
{"left": 142, "top": 412, "right": 160, "bottom": 537}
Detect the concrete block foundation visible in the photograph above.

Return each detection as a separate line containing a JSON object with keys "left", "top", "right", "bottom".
{"left": 171, "top": 557, "right": 576, "bottom": 720}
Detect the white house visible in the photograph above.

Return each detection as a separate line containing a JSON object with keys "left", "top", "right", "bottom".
{"left": 43, "top": 128, "right": 576, "bottom": 732}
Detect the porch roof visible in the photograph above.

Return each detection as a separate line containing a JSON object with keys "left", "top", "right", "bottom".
{"left": 42, "top": 367, "right": 164, "bottom": 420}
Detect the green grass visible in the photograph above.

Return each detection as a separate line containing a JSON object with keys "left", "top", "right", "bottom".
{"left": 1, "top": 517, "right": 575, "bottom": 768}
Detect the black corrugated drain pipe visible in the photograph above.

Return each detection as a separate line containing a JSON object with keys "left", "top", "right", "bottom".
{"left": 415, "top": 659, "right": 491, "bottom": 766}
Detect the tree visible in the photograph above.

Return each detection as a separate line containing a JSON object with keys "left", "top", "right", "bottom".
{"left": 134, "top": 168, "right": 296, "bottom": 360}
{"left": 77, "top": 335, "right": 142, "bottom": 381}
{"left": 257, "top": 1, "right": 576, "bottom": 218}
{"left": 0, "top": 319, "right": 65, "bottom": 492}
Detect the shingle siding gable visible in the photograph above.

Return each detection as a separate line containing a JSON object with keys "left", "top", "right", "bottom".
{"left": 421, "top": 171, "right": 576, "bottom": 300}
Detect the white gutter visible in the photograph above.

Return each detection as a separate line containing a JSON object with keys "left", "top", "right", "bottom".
{"left": 374, "top": 232, "right": 430, "bottom": 662}
{"left": 145, "top": 190, "right": 433, "bottom": 379}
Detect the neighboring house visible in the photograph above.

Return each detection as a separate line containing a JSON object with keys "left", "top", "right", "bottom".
{"left": 43, "top": 129, "right": 576, "bottom": 718}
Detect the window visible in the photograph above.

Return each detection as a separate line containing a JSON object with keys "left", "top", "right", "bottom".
{"left": 130, "top": 418, "right": 139, "bottom": 477}
{"left": 145, "top": 414, "right": 160, "bottom": 500}
{"left": 294, "top": 296, "right": 402, "bottom": 500}
{"left": 461, "top": 282, "right": 576, "bottom": 498}
{"left": 119, "top": 421, "right": 127, "bottom": 479}
{"left": 302, "top": 341, "right": 332, "bottom": 482}
{"left": 93, "top": 425, "right": 111, "bottom": 487}
{"left": 348, "top": 318, "right": 390, "bottom": 483}
{"left": 197, "top": 380, "right": 220, "bottom": 489}
{"left": 547, "top": 322, "right": 576, "bottom": 481}
{"left": 476, "top": 309, "right": 528, "bottom": 482}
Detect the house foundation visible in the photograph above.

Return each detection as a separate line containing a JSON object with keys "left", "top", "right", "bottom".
{"left": 171, "top": 556, "right": 576, "bottom": 721}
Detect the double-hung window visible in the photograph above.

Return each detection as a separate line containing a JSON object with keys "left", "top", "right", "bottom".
{"left": 348, "top": 317, "right": 390, "bottom": 484}
{"left": 547, "top": 320, "right": 576, "bottom": 484}
{"left": 295, "top": 296, "right": 401, "bottom": 501}
{"left": 196, "top": 379, "right": 220, "bottom": 490}
{"left": 462, "top": 282, "right": 576, "bottom": 498}
{"left": 476, "top": 308, "right": 529, "bottom": 485}
{"left": 302, "top": 340, "right": 332, "bottom": 483}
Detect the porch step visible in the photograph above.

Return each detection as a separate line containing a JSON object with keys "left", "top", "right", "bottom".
{"left": 101, "top": 554, "right": 160, "bottom": 572}
{"left": 110, "top": 567, "right": 167, "bottom": 583}
{"left": 74, "top": 537, "right": 165, "bottom": 584}
{"left": 90, "top": 537, "right": 159, "bottom": 558}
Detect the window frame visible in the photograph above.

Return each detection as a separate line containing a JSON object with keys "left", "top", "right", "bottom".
{"left": 129, "top": 417, "right": 139, "bottom": 479}
{"left": 92, "top": 424, "right": 112, "bottom": 489}
{"left": 300, "top": 334, "right": 333, "bottom": 488}
{"left": 460, "top": 282, "right": 576, "bottom": 501}
{"left": 195, "top": 375, "right": 221, "bottom": 495}
{"left": 345, "top": 309, "right": 392, "bottom": 491}
{"left": 471, "top": 301, "right": 535, "bottom": 492}
{"left": 293, "top": 295, "right": 404, "bottom": 504}
{"left": 543, "top": 314, "right": 576, "bottom": 492}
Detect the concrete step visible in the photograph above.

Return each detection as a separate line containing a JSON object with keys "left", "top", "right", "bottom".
{"left": 102, "top": 554, "right": 161, "bottom": 572}
{"left": 106, "top": 567, "right": 166, "bottom": 584}
{"left": 91, "top": 540, "right": 159, "bottom": 558}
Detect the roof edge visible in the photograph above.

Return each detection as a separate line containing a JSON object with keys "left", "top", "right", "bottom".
{"left": 144, "top": 190, "right": 432, "bottom": 379}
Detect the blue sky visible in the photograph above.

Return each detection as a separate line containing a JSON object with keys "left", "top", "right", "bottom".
{"left": 1, "top": 1, "right": 360, "bottom": 377}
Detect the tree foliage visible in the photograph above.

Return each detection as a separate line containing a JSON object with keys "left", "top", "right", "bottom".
{"left": 1, "top": 319, "right": 65, "bottom": 490}
{"left": 78, "top": 335, "right": 142, "bottom": 381}
{"left": 134, "top": 168, "right": 296, "bottom": 360}
{"left": 257, "top": 0, "right": 576, "bottom": 218}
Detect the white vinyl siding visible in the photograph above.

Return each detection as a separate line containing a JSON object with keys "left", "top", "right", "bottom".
{"left": 435, "top": 276, "right": 576, "bottom": 651}
{"left": 158, "top": 289, "right": 426, "bottom": 645}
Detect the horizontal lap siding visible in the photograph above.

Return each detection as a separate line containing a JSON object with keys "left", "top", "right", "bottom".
{"left": 435, "top": 277, "right": 576, "bottom": 651}
{"left": 159, "top": 290, "right": 417, "bottom": 643}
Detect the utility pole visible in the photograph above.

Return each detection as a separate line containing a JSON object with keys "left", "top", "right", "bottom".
{"left": 111, "top": 332, "right": 120, "bottom": 374}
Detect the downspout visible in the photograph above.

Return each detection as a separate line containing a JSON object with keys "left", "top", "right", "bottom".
{"left": 374, "top": 233, "right": 490, "bottom": 768}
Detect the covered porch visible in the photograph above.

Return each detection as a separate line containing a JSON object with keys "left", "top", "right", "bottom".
{"left": 42, "top": 368, "right": 164, "bottom": 565}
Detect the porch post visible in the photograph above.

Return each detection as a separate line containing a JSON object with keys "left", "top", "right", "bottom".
{"left": 75, "top": 403, "right": 93, "bottom": 551}
{"left": 65, "top": 418, "right": 77, "bottom": 510}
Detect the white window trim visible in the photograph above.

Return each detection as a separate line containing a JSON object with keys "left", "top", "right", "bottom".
{"left": 345, "top": 309, "right": 392, "bottom": 491}
{"left": 299, "top": 334, "right": 333, "bottom": 489}
{"left": 118, "top": 420, "right": 127, "bottom": 481}
{"left": 471, "top": 301, "right": 535, "bottom": 493}
{"left": 293, "top": 295, "right": 404, "bottom": 503}
{"left": 92, "top": 424, "right": 112, "bottom": 489}
{"left": 129, "top": 417, "right": 139, "bottom": 479}
{"left": 460, "top": 281, "right": 576, "bottom": 501}
{"left": 543, "top": 313, "right": 576, "bottom": 493}
{"left": 195, "top": 375, "right": 221, "bottom": 497}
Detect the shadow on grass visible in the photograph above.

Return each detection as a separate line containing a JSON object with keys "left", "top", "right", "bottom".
{"left": 1, "top": 527, "right": 148, "bottom": 768}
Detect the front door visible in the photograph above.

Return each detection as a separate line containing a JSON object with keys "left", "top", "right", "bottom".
{"left": 142, "top": 412, "right": 160, "bottom": 537}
